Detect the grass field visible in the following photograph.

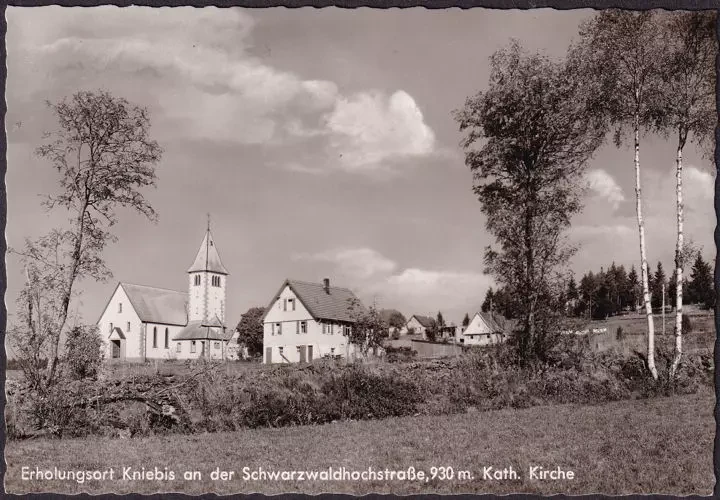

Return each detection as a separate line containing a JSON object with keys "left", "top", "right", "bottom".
{"left": 5, "top": 386, "right": 713, "bottom": 496}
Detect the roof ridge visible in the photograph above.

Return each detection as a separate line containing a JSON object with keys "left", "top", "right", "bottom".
{"left": 288, "top": 278, "right": 352, "bottom": 291}
{"left": 121, "top": 282, "right": 188, "bottom": 295}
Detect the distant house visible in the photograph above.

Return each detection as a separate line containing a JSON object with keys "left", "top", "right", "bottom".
{"left": 262, "top": 278, "right": 368, "bottom": 364}
{"left": 461, "top": 312, "right": 507, "bottom": 346}
{"left": 402, "top": 315, "right": 435, "bottom": 336}
{"left": 97, "top": 227, "right": 235, "bottom": 361}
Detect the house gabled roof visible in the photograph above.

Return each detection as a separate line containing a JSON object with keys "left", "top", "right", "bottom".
{"left": 173, "top": 318, "right": 232, "bottom": 341}
{"left": 187, "top": 229, "right": 229, "bottom": 275}
{"left": 121, "top": 283, "right": 188, "bottom": 326}
{"left": 410, "top": 315, "right": 435, "bottom": 328}
{"left": 263, "top": 279, "right": 364, "bottom": 323}
{"left": 476, "top": 312, "right": 504, "bottom": 332}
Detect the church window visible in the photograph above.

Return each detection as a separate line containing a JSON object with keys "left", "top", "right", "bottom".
{"left": 153, "top": 327, "right": 158, "bottom": 348}
{"left": 194, "top": 275, "right": 201, "bottom": 286}
{"left": 191, "top": 341, "right": 197, "bottom": 353}
{"left": 177, "top": 343, "right": 181, "bottom": 353}
{"left": 127, "top": 322, "right": 131, "bottom": 333}
{"left": 109, "top": 322, "right": 113, "bottom": 333}
{"left": 165, "top": 328, "right": 169, "bottom": 349}
{"left": 118, "top": 302, "right": 122, "bottom": 313}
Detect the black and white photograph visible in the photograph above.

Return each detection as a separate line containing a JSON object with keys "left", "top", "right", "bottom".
{"left": 2, "top": 4, "right": 717, "bottom": 496}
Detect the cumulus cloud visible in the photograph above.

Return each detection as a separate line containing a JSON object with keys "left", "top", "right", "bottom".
{"left": 323, "top": 90, "right": 436, "bottom": 173}
{"left": 7, "top": 6, "right": 436, "bottom": 174}
{"left": 587, "top": 169, "right": 625, "bottom": 210}
{"left": 295, "top": 246, "right": 491, "bottom": 322}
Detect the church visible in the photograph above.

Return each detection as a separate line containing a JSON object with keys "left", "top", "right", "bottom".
{"left": 97, "top": 226, "right": 238, "bottom": 361}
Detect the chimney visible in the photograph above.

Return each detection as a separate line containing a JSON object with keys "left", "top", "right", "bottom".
{"left": 323, "top": 278, "right": 330, "bottom": 293}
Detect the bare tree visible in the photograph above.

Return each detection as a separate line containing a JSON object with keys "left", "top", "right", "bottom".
{"left": 454, "top": 41, "right": 605, "bottom": 364}
{"left": 576, "top": 11, "right": 665, "bottom": 379}
{"left": 654, "top": 12, "right": 716, "bottom": 377}
{"left": 9, "top": 90, "right": 163, "bottom": 391}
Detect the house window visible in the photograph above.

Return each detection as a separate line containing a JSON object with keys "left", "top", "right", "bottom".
{"left": 127, "top": 322, "right": 131, "bottom": 333}
{"left": 153, "top": 327, "right": 157, "bottom": 348}
{"left": 279, "top": 347, "right": 284, "bottom": 356}
{"left": 276, "top": 323, "right": 282, "bottom": 335}
{"left": 165, "top": 328, "right": 169, "bottom": 349}
{"left": 109, "top": 322, "right": 113, "bottom": 333}
{"left": 288, "top": 298, "right": 295, "bottom": 311}
{"left": 344, "top": 325, "right": 351, "bottom": 336}
{"left": 118, "top": 302, "right": 122, "bottom": 313}
{"left": 331, "top": 348, "right": 335, "bottom": 354}
{"left": 191, "top": 341, "right": 197, "bottom": 353}
{"left": 214, "top": 342, "right": 220, "bottom": 349}
{"left": 283, "top": 299, "right": 287, "bottom": 311}
{"left": 177, "top": 343, "right": 182, "bottom": 353}
{"left": 300, "top": 321, "right": 307, "bottom": 334}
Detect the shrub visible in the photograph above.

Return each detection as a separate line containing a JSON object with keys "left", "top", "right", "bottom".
{"left": 384, "top": 346, "right": 417, "bottom": 363}
{"left": 64, "top": 325, "right": 104, "bottom": 380}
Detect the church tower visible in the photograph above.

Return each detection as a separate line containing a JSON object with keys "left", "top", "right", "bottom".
{"left": 187, "top": 221, "right": 229, "bottom": 324}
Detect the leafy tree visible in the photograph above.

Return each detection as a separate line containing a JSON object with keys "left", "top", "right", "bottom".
{"left": 64, "top": 325, "right": 104, "bottom": 380}
{"left": 347, "top": 298, "right": 388, "bottom": 356}
{"left": 654, "top": 12, "right": 716, "bottom": 376}
{"left": 379, "top": 309, "right": 407, "bottom": 331}
{"left": 235, "top": 307, "right": 265, "bottom": 357}
{"left": 454, "top": 41, "right": 604, "bottom": 364}
{"left": 576, "top": 10, "right": 665, "bottom": 379}
{"left": 9, "top": 90, "right": 163, "bottom": 391}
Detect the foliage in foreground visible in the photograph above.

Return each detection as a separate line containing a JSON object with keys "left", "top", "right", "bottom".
{"left": 6, "top": 338, "right": 711, "bottom": 440}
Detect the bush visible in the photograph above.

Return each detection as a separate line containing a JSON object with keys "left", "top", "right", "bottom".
{"left": 64, "top": 325, "right": 104, "bottom": 380}
{"left": 384, "top": 346, "right": 417, "bottom": 363}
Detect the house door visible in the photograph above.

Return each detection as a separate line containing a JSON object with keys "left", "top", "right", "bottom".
{"left": 298, "top": 345, "right": 307, "bottom": 363}
{"left": 265, "top": 347, "right": 272, "bottom": 364}
{"left": 111, "top": 340, "right": 121, "bottom": 359}
{"left": 307, "top": 345, "right": 313, "bottom": 362}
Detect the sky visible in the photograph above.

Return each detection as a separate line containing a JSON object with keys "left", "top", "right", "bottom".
{"left": 4, "top": 6, "right": 716, "bottom": 329}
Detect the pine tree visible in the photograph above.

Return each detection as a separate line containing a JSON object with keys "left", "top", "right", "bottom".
{"left": 652, "top": 261, "right": 667, "bottom": 310}
{"left": 687, "top": 252, "right": 714, "bottom": 308}
{"left": 628, "top": 265, "right": 640, "bottom": 310}
{"left": 481, "top": 288, "right": 495, "bottom": 313}
{"left": 462, "top": 313, "right": 470, "bottom": 328}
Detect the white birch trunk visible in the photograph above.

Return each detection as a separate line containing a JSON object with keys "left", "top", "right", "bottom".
{"left": 671, "top": 141, "right": 684, "bottom": 377}
{"left": 634, "top": 116, "right": 658, "bottom": 380}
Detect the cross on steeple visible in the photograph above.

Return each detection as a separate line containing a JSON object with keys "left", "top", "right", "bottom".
{"left": 207, "top": 213, "right": 211, "bottom": 233}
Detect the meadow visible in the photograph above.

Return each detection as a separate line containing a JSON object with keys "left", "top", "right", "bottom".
{"left": 5, "top": 387, "right": 713, "bottom": 496}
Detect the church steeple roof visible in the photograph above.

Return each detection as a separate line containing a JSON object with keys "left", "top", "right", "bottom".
{"left": 187, "top": 227, "right": 229, "bottom": 275}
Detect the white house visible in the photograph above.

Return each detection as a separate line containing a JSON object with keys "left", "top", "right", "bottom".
{"left": 401, "top": 315, "right": 435, "bottom": 336}
{"left": 97, "top": 226, "right": 236, "bottom": 361}
{"left": 262, "top": 278, "right": 367, "bottom": 364}
{"left": 461, "top": 312, "right": 507, "bottom": 346}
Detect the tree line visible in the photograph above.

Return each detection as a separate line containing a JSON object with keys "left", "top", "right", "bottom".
{"left": 482, "top": 252, "right": 715, "bottom": 321}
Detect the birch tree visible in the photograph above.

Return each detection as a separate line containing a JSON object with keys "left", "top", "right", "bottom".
{"left": 655, "top": 12, "right": 716, "bottom": 377}
{"left": 576, "top": 11, "right": 664, "bottom": 379}
{"left": 9, "top": 91, "right": 163, "bottom": 391}
{"left": 454, "top": 41, "right": 605, "bottom": 364}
